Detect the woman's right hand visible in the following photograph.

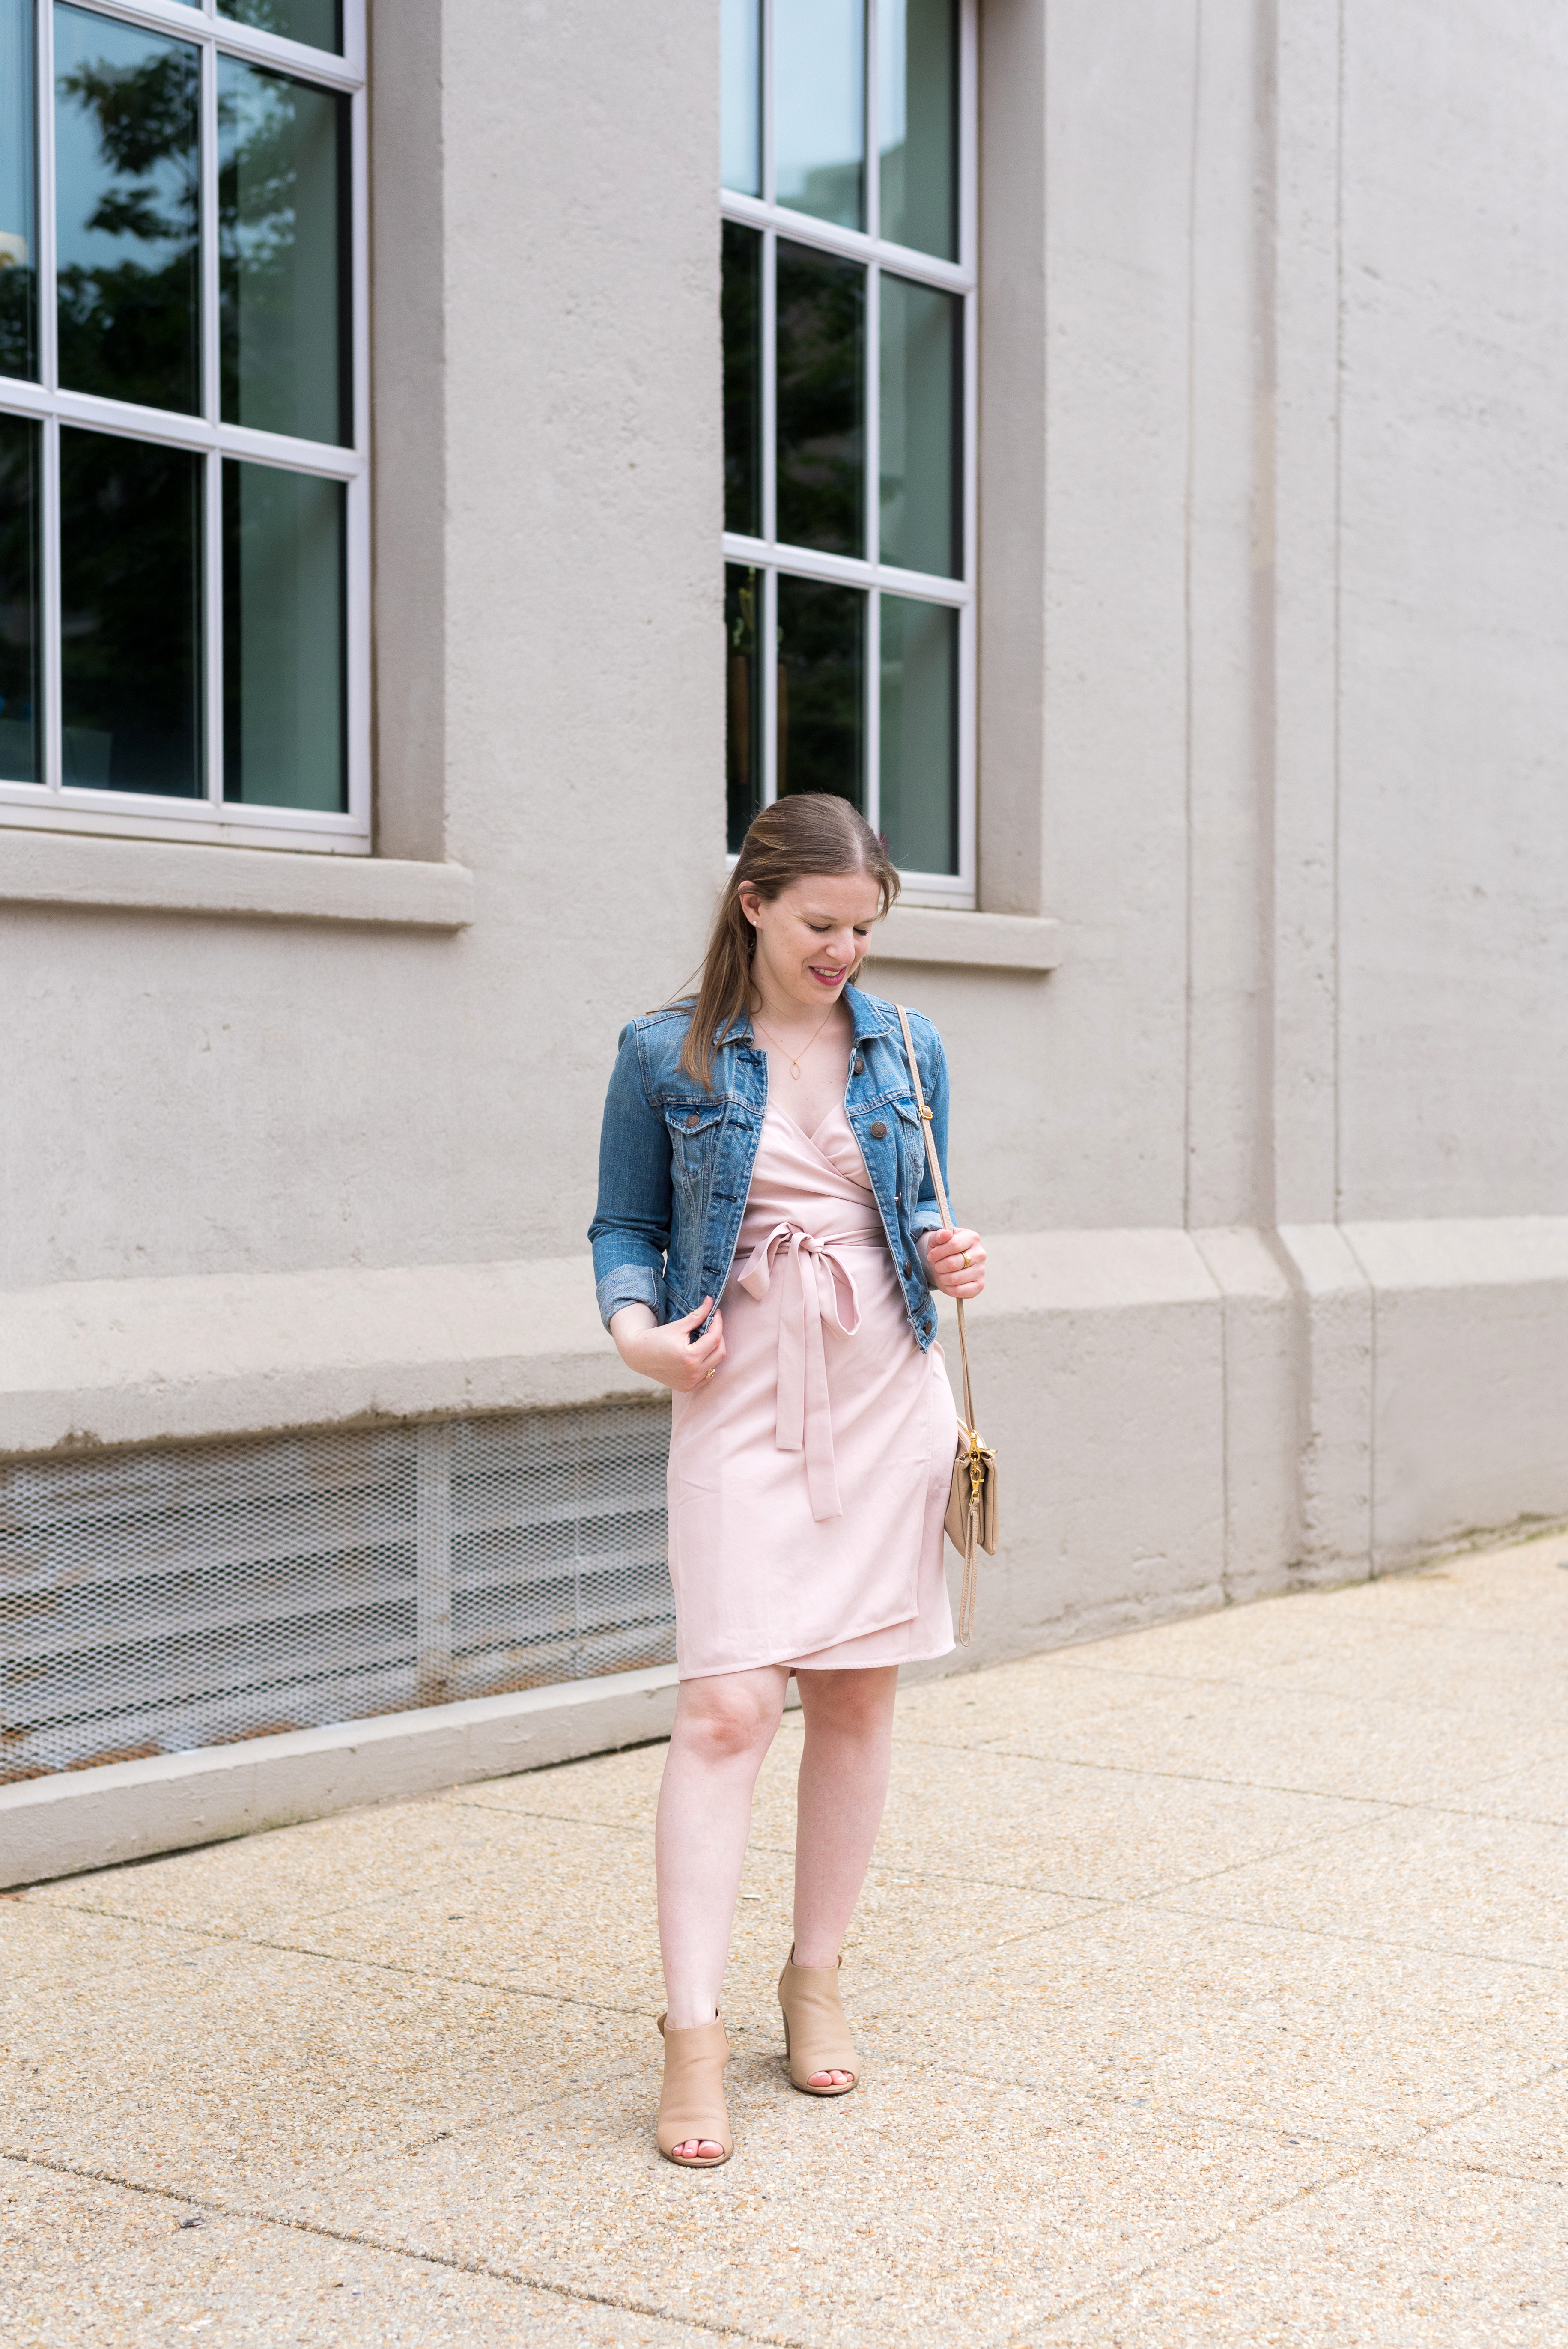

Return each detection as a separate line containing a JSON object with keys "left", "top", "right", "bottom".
{"left": 609, "top": 1298, "right": 727, "bottom": 1392}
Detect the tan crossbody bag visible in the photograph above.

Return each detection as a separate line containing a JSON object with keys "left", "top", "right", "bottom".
{"left": 895, "top": 1005, "right": 999, "bottom": 1645}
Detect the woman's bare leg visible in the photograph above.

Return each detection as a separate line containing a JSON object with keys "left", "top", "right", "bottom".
{"left": 656, "top": 1665, "right": 789, "bottom": 2157}
{"left": 791, "top": 1664, "right": 899, "bottom": 2087}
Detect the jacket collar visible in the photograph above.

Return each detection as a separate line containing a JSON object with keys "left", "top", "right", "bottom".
{"left": 842, "top": 981, "right": 895, "bottom": 1042}
{"left": 715, "top": 979, "right": 894, "bottom": 1052}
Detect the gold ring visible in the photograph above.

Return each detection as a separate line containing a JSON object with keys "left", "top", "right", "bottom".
{"left": 962, "top": 1251, "right": 972, "bottom": 1269}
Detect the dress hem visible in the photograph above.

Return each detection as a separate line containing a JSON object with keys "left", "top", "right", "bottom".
{"left": 676, "top": 1634, "right": 957, "bottom": 1684}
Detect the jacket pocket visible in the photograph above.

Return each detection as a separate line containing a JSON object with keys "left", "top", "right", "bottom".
{"left": 892, "top": 1098, "right": 929, "bottom": 1207}
{"left": 663, "top": 1100, "right": 726, "bottom": 1192}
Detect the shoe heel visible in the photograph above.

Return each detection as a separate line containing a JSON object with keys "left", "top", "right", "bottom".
{"left": 777, "top": 1949, "right": 860, "bottom": 2097}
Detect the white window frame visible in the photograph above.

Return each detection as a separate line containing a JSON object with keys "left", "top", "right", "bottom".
{"left": 721, "top": 0, "right": 977, "bottom": 908}
{"left": 0, "top": 0, "right": 369, "bottom": 854}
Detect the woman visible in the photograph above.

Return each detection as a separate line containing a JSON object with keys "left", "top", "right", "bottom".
{"left": 588, "top": 796, "right": 987, "bottom": 2167}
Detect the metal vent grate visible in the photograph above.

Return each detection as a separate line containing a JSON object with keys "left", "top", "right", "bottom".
{"left": 0, "top": 1400, "right": 674, "bottom": 1781}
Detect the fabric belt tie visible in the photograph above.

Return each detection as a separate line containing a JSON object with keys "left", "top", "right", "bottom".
{"left": 735, "top": 1221, "right": 863, "bottom": 1521}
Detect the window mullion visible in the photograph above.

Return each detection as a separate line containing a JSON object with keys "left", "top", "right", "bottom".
{"left": 202, "top": 449, "right": 222, "bottom": 805}
{"left": 37, "top": 0, "right": 57, "bottom": 396}
{"left": 959, "top": 0, "right": 977, "bottom": 279}
{"left": 865, "top": 261, "right": 879, "bottom": 567}
{"left": 957, "top": 593, "right": 975, "bottom": 895}
{"left": 761, "top": 227, "right": 777, "bottom": 551}
{"left": 40, "top": 411, "right": 62, "bottom": 796}
{"left": 200, "top": 27, "right": 222, "bottom": 805}
{"left": 865, "top": 0, "right": 877, "bottom": 247}
{"left": 865, "top": 587, "right": 880, "bottom": 838}
{"left": 36, "top": 0, "right": 60, "bottom": 797}
{"left": 761, "top": 563, "right": 778, "bottom": 811}
{"left": 200, "top": 29, "right": 219, "bottom": 426}
{"left": 864, "top": 249, "right": 879, "bottom": 837}
{"left": 760, "top": 0, "right": 774, "bottom": 207}
{"left": 349, "top": 83, "right": 369, "bottom": 457}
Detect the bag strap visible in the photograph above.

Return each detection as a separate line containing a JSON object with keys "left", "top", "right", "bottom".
{"left": 894, "top": 1003, "right": 977, "bottom": 1437}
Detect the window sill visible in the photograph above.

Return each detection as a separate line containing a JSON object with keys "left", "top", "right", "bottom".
{"left": 870, "top": 905, "right": 1061, "bottom": 971}
{"left": 0, "top": 829, "right": 474, "bottom": 931}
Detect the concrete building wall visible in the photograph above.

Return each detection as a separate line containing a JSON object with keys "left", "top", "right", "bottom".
{"left": 3, "top": 0, "right": 1568, "bottom": 1869}
{"left": 0, "top": 0, "right": 726, "bottom": 1295}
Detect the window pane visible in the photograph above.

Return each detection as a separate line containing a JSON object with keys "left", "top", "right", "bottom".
{"left": 777, "top": 241, "right": 864, "bottom": 557}
{"left": 219, "top": 59, "right": 349, "bottom": 445}
{"left": 60, "top": 428, "right": 203, "bottom": 796}
{"left": 877, "top": 0, "right": 957, "bottom": 260}
{"left": 0, "top": 0, "right": 38, "bottom": 381}
{"left": 880, "top": 593, "right": 956, "bottom": 873}
{"left": 721, "top": 0, "right": 760, "bottom": 197}
{"left": 223, "top": 460, "right": 345, "bottom": 811}
{"left": 775, "top": 0, "right": 865, "bottom": 230}
{"left": 725, "top": 563, "right": 762, "bottom": 852}
{"left": 777, "top": 572, "right": 864, "bottom": 810}
{"left": 218, "top": 0, "right": 342, "bottom": 55}
{"left": 0, "top": 411, "right": 40, "bottom": 782}
{"left": 54, "top": 5, "right": 200, "bottom": 416}
{"left": 722, "top": 222, "right": 761, "bottom": 537}
{"left": 879, "top": 270, "right": 959, "bottom": 576}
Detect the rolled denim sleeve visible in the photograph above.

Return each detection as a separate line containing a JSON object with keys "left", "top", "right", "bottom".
{"left": 588, "top": 1024, "right": 673, "bottom": 1330}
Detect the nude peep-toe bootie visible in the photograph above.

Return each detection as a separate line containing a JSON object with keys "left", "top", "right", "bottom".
{"left": 777, "top": 1949, "right": 860, "bottom": 2096}
{"left": 656, "top": 2014, "right": 733, "bottom": 2167}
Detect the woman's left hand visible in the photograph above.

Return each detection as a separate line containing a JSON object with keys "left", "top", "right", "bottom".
{"left": 924, "top": 1228, "right": 987, "bottom": 1299}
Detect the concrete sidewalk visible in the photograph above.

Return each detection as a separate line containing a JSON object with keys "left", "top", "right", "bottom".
{"left": 3, "top": 1533, "right": 1566, "bottom": 2348}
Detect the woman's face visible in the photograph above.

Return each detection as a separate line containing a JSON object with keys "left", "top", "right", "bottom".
{"left": 741, "top": 870, "right": 884, "bottom": 1015}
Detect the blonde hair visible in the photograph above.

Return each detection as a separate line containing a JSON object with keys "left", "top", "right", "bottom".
{"left": 677, "top": 798, "right": 900, "bottom": 1087}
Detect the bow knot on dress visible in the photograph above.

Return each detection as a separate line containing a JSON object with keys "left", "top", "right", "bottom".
{"left": 735, "top": 1219, "right": 865, "bottom": 1521}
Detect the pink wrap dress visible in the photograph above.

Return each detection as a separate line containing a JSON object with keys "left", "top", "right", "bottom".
{"left": 666, "top": 1099, "right": 957, "bottom": 1678}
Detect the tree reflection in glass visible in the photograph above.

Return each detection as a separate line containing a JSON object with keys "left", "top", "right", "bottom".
{"left": 775, "top": 0, "right": 864, "bottom": 230}
{"left": 0, "top": 412, "right": 40, "bottom": 783}
{"left": 0, "top": 0, "right": 38, "bottom": 382}
{"left": 60, "top": 426, "right": 202, "bottom": 795}
{"left": 223, "top": 459, "right": 345, "bottom": 809}
{"left": 777, "top": 574, "right": 864, "bottom": 811}
{"left": 218, "top": 0, "right": 341, "bottom": 55}
{"left": 879, "top": 271, "right": 959, "bottom": 577}
{"left": 721, "top": 0, "right": 761, "bottom": 197}
{"left": 880, "top": 593, "right": 955, "bottom": 873}
{"left": 776, "top": 241, "right": 864, "bottom": 557}
{"left": 54, "top": 5, "right": 200, "bottom": 416}
{"left": 722, "top": 223, "right": 762, "bottom": 538}
{"left": 877, "top": 0, "right": 956, "bottom": 261}
{"left": 219, "top": 58, "right": 349, "bottom": 445}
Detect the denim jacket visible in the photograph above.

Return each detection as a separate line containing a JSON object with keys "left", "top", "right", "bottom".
{"left": 589, "top": 982, "right": 952, "bottom": 1352}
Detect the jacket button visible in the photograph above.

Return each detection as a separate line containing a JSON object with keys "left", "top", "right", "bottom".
{"left": 869, "top": 1119, "right": 887, "bottom": 1139}
{"left": 902, "top": 1258, "right": 912, "bottom": 1277}
{"left": 853, "top": 1054, "right": 864, "bottom": 1074}
{"left": 685, "top": 1113, "right": 700, "bottom": 1130}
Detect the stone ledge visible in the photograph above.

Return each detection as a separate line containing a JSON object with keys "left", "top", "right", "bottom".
{"left": 0, "top": 1255, "right": 643, "bottom": 1458}
{"left": 7, "top": 1219, "right": 1568, "bottom": 1462}
{"left": 870, "top": 906, "right": 1061, "bottom": 969}
{"left": 0, "top": 1667, "right": 685, "bottom": 1890}
{"left": 0, "top": 828, "right": 474, "bottom": 929}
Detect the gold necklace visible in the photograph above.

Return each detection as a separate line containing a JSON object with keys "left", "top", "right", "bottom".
{"left": 752, "top": 1005, "right": 838, "bottom": 1080}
